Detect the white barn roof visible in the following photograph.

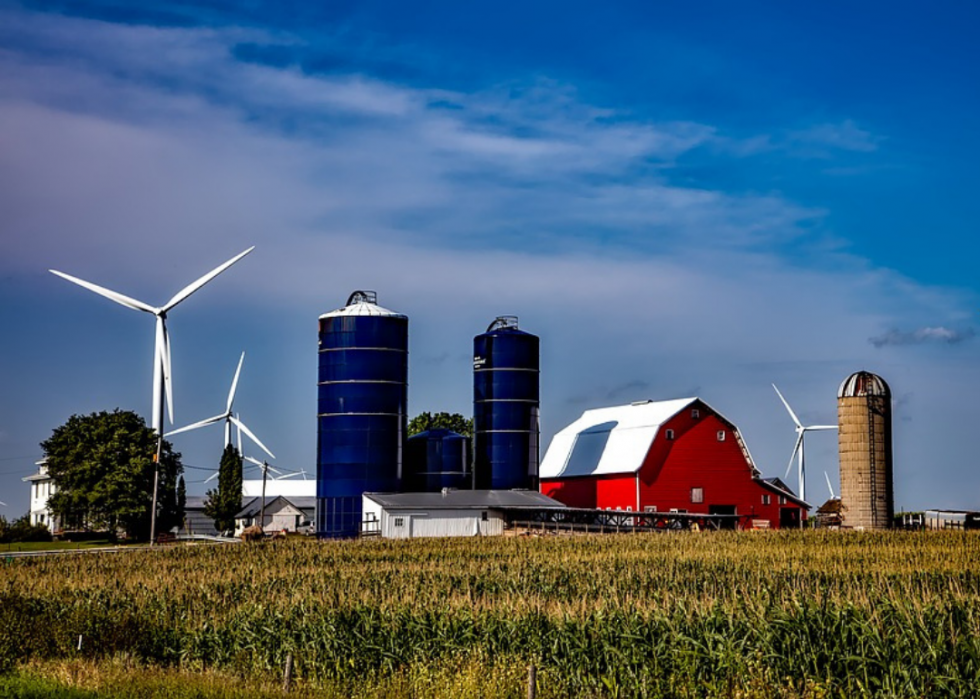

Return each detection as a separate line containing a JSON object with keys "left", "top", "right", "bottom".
{"left": 540, "top": 397, "right": 698, "bottom": 479}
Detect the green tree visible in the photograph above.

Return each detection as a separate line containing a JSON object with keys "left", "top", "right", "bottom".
{"left": 204, "top": 445, "right": 242, "bottom": 534}
{"left": 408, "top": 412, "right": 473, "bottom": 437}
{"left": 41, "top": 410, "right": 182, "bottom": 540}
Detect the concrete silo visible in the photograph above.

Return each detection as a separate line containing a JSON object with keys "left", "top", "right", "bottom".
{"left": 837, "top": 371, "right": 894, "bottom": 530}
{"left": 316, "top": 291, "right": 407, "bottom": 537}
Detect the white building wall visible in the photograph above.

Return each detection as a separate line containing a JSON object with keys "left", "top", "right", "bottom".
{"left": 380, "top": 509, "right": 504, "bottom": 538}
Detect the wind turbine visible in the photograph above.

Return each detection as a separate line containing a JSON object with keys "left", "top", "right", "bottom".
{"left": 166, "top": 352, "right": 275, "bottom": 461}
{"left": 824, "top": 471, "right": 837, "bottom": 500}
{"left": 49, "top": 247, "right": 254, "bottom": 435}
{"left": 772, "top": 384, "right": 837, "bottom": 505}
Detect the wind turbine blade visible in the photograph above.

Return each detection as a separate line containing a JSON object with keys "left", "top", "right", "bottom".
{"left": 805, "top": 425, "right": 838, "bottom": 431}
{"left": 159, "top": 318, "right": 174, "bottom": 424}
{"left": 236, "top": 414, "right": 242, "bottom": 454}
{"left": 49, "top": 270, "right": 157, "bottom": 314}
{"left": 162, "top": 247, "right": 254, "bottom": 311}
{"left": 166, "top": 414, "right": 225, "bottom": 437}
{"left": 784, "top": 433, "right": 803, "bottom": 479}
{"left": 227, "top": 352, "right": 245, "bottom": 413}
{"left": 230, "top": 416, "right": 275, "bottom": 459}
{"left": 772, "top": 384, "right": 802, "bottom": 428}
{"left": 824, "top": 471, "right": 836, "bottom": 499}
{"left": 204, "top": 471, "right": 220, "bottom": 483}
{"left": 243, "top": 455, "right": 265, "bottom": 467}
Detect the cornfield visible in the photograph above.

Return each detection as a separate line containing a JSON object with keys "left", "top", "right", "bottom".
{"left": 2, "top": 531, "right": 980, "bottom": 697}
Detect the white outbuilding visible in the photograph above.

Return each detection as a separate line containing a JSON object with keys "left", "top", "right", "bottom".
{"left": 362, "top": 490, "right": 564, "bottom": 538}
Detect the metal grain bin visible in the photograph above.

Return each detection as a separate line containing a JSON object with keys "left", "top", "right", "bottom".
{"left": 317, "top": 291, "right": 407, "bottom": 537}
{"left": 404, "top": 429, "right": 471, "bottom": 492}
{"left": 473, "top": 316, "right": 539, "bottom": 490}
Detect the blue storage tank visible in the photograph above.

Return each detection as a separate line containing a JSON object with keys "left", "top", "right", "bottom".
{"left": 404, "top": 429, "right": 471, "bottom": 492}
{"left": 473, "top": 316, "right": 539, "bottom": 490}
{"left": 317, "top": 290, "right": 407, "bottom": 537}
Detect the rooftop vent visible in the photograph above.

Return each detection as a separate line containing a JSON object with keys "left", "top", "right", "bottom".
{"left": 346, "top": 290, "right": 378, "bottom": 306}
{"left": 486, "top": 315, "right": 519, "bottom": 332}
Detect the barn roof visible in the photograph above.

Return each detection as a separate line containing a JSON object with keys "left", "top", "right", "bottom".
{"left": 364, "top": 490, "right": 564, "bottom": 510}
{"left": 541, "top": 397, "right": 701, "bottom": 478}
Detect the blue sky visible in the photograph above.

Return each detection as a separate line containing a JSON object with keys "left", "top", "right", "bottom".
{"left": 1, "top": 1, "right": 978, "bottom": 514}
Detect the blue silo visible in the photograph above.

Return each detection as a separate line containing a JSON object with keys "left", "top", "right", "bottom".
{"left": 473, "top": 316, "right": 539, "bottom": 490}
{"left": 404, "top": 429, "right": 471, "bottom": 492}
{"left": 317, "top": 291, "right": 407, "bottom": 537}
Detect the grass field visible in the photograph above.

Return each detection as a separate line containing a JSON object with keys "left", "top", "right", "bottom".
{"left": 2, "top": 531, "right": 979, "bottom": 697}
{"left": 0, "top": 540, "right": 118, "bottom": 554}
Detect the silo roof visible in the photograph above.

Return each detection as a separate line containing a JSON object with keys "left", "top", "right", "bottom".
{"left": 319, "top": 301, "right": 405, "bottom": 320}
{"left": 838, "top": 371, "right": 890, "bottom": 398}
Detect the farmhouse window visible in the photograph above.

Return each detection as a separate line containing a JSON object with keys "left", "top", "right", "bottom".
{"left": 394, "top": 517, "right": 404, "bottom": 527}
{"left": 691, "top": 487, "right": 704, "bottom": 504}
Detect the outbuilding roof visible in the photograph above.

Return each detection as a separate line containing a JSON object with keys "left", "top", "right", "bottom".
{"left": 364, "top": 490, "right": 564, "bottom": 510}
{"left": 234, "top": 496, "right": 316, "bottom": 519}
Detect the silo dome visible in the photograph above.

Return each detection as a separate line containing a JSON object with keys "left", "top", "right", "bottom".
{"left": 838, "top": 371, "right": 891, "bottom": 399}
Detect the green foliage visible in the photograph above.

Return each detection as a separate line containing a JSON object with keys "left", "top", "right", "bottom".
{"left": 203, "top": 446, "right": 242, "bottom": 534}
{"left": 408, "top": 412, "right": 473, "bottom": 437}
{"left": 41, "top": 410, "right": 183, "bottom": 541}
{"left": 2, "top": 532, "right": 980, "bottom": 696}
{"left": 0, "top": 516, "right": 52, "bottom": 544}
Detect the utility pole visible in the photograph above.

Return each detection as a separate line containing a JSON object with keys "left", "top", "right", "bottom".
{"left": 149, "top": 436, "right": 162, "bottom": 545}
{"left": 260, "top": 460, "right": 269, "bottom": 530}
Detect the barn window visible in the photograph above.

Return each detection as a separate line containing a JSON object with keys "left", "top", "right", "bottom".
{"left": 716, "top": 430, "right": 726, "bottom": 441}
{"left": 481, "top": 511, "right": 488, "bottom": 521}
{"left": 691, "top": 409, "right": 700, "bottom": 419}
{"left": 644, "top": 505, "right": 658, "bottom": 513}
{"left": 665, "top": 429, "right": 675, "bottom": 441}
{"left": 762, "top": 495, "right": 771, "bottom": 506}
{"left": 779, "top": 496, "right": 786, "bottom": 505}
{"left": 691, "top": 487, "right": 704, "bottom": 504}
{"left": 393, "top": 517, "right": 404, "bottom": 527}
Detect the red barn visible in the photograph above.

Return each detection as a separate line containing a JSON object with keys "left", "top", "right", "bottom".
{"left": 539, "top": 397, "right": 807, "bottom": 529}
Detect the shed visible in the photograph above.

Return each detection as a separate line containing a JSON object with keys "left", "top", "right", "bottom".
{"left": 234, "top": 496, "right": 316, "bottom": 535}
{"left": 362, "top": 490, "right": 564, "bottom": 538}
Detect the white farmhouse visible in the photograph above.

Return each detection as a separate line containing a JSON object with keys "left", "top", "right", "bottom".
{"left": 22, "top": 459, "right": 58, "bottom": 531}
